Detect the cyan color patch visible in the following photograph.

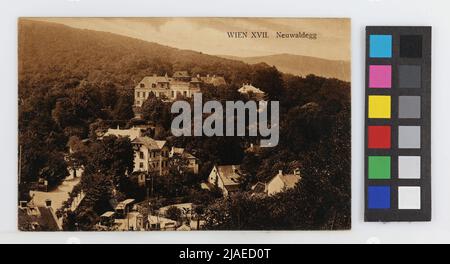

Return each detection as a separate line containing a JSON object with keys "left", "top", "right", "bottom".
{"left": 370, "top": 35, "right": 392, "bottom": 58}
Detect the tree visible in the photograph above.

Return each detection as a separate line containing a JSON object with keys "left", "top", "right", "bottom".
{"left": 38, "top": 151, "right": 69, "bottom": 188}
{"left": 141, "top": 94, "right": 171, "bottom": 130}
{"left": 251, "top": 66, "right": 284, "bottom": 101}
{"left": 165, "top": 206, "right": 182, "bottom": 223}
{"left": 113, "top": 94, "right": 134, "bottom": 121}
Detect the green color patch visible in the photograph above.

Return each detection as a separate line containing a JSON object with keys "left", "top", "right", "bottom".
{"left": 368, "top": 156, "right": 391, "bottom": 179}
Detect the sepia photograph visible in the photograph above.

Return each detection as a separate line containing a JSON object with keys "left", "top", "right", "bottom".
{"left": 18, "top": 17, "right": 351, "bottom": 231}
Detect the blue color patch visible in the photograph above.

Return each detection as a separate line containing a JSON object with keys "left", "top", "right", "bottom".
{"left": 370, "top": 35, "right": 392, "bottom": 58}
{"left": 368, "top": 186, "right": 391, "bottom": 209}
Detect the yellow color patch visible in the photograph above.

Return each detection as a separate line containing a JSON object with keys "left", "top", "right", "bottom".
{"left": 369, "top": 95, "right": 391, "bottom": 118}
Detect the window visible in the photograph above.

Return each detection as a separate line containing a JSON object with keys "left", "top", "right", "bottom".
{"left": 139, "top": 162, "right": 144, "bottom": 168}
{"left": 140, "top": 83, "right": 145, "bottom": 88}
{"left": 171, "top": 91, "right": 174, "bottom": 98}
{"left": 183, "top": 91, "right": 187, "bottom": 97}
{"left": 139, "top": 151, "right": 144, "bottom": 159}
{"left": 137, "top": 92, "right": 140, "bottom": 97}
{"left": 152, "top": 83, "right": 156, "bottom": 88}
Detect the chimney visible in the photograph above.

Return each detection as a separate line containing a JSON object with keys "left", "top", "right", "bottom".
{"left": 45, "top": 199, "right": 52, "bottom": 208}
{"left": 197, "top": 74, "right": 200, "bottom": 78}
{"left": 278, "top": 170, "right": 283, "bottom": 176}
{"left": 117, "top": 125, "right": 120, "bottom": 129}
{"left": 207, "top": 74, "right": 210, "bottom": 78}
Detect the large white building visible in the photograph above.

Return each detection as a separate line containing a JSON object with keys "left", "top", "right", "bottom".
{"left": 134, "top": 71, "right": 226, "bottom": 107}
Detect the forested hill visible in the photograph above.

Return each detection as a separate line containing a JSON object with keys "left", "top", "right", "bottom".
{"left": 220, "top": 54, "right": 350, "bottom": 82}
{"left": 18, "top": 19, "right": 259, "bottom": 92}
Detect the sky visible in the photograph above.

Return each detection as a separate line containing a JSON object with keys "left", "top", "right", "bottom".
{"left": 35, "top": 17, "right": 350, "bottom": 61}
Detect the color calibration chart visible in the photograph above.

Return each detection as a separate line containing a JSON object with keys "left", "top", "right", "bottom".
{"left": 365, "top": 26, "right": 431, "bottom": 222}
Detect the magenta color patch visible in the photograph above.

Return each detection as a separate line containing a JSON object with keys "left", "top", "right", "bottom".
{"left": 369, "top": 65, "right": 392, "bottom": 88}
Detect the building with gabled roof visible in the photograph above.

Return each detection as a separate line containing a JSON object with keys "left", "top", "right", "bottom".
{"left": 134, "top": 71, "right": 226, "bottom": 106}
{"left": 238, "top": 83, "right": 265, "bottom": 100}
{"left": 169, "top": 147, "right": 199, "bottom": 174}
{"left": 266, "top": 169, "right": 301, "bottom": 196}
{"left": 200, "top": 74, "right": 227, "bottom": 86}
{"left": 18, "top": 202, "right": 62, "bottom": 231}
{"left": 207, "top": 165, "right": 243, "bottom": 196}
{"left": 131, "top": 136, "right": 169, "bottom": 176}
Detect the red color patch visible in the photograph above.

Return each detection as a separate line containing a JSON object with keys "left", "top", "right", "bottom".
{"left": 368, "top": 126, "right": 391, "bottom": 149}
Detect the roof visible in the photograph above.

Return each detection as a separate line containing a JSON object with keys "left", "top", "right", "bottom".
{"left": 177, "top": 224, "right": 191, "bottom": 231}
{"left": 251, "top": 182, "right": 267, "bottom": 193}
{"left": 238, "top": 84, "right": 265, "bottom": 94}
{"left": 103, "top": 127, "right": 143, "bottom": 141}
{"left": 19, "top": 206, "right": 62, "bottom": 231}
{"left": 159, "top": 203, "right": 193, "bottom": 215}
{"left": 170, "top": 147, "right": 197, "bottom": 159}
{"left": 123, "top": 199, "right": 135, "bottom": 205}
{"left": 132, "top": 136, "right": 166, "bottom": 150}
{"left": 216, "top": 165, "right": 242, "bottom": 187}
{"left": 137, "top": 75, "right": 170, "bottom": 88}
{"left": 101, "top": 211, "right": 115, "bottom": 218}
{"left": 200, "top": 76, "right": 227, "bottom": 86}
{"left": 190, "top": 77, "right": 202, "bottom": 83}
{"left": 270, "top": 173, "right": 300, "bottom": 190}
{"left": 148, "top": 215, "right": 177, "bottom": 225}
{"left": 116, "top": 199, "right": 135, "bottom": 210}
{"left": 173, "top": 71, "right": 190, "bottom": 78}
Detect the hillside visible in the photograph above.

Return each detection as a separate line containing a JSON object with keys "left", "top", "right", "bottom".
{"left": 18, "top": 19, "right": 257, "bottom": 91}
{"left": 220, "top": 54, "right": 350, "bottom": 82}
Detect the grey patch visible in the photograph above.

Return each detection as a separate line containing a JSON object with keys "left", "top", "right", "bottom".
{"left": 399, "top": 96, "right": 421, "bottom": 118}
{"left": 398, "top": 156, "right": 421, "bottom": 179}
{"left": 398, "top": 126, "right": 421, "bottom": 149}
{"left": 399, "top": 65, "right": 421, "bottom": 88}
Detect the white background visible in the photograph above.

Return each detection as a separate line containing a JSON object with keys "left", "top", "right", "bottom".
{"left": 1, "top": 0, "right": 449, "bottom": 244}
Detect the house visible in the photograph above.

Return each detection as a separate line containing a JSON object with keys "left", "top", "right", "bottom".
{"left": 238, "top": 83, "right": 265, "bottom": 100}
{"left": 169, "top": 147, "right": 199, "bottom": 174}
{"left": 132, "top": 136, "right": 169, "bottom": 176}
{"left": 18, "top": 201, "right": 62, "bottom": 231}
{"left": 147, "top": 215, "right": 177, "bottom": 231}
{"left": 115, "top": 211, "right": 145, "bottom": 231}
{"left": 114, "top": 199, "right": 136, "bottom": 219}
{"left": 266, "top": 169, "right": 301, "bottom": 196}
{"left": 100, "top": 127, "right": 169, "bottom": 177}
{"left": 207, "top": 165, "right": 243, "bottom": 196}
{"left": 134, "top": 71, "right": 226, "bottom": 106}
{"left": 103, "top": 126, "right": 144, "bottom": 141}
{"left": 99, "top": 211, "right": 116, "bottom": 227}
{"left": 200, "top": 74, "right": 227, "bottom": 86}
{"left": 251, "top": 181, "right": 267, "bottom": 195}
